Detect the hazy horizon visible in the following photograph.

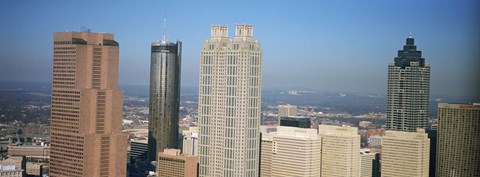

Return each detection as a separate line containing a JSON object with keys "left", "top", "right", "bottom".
{"left": 1, "top": 0, "right": 479, "bottom": 97}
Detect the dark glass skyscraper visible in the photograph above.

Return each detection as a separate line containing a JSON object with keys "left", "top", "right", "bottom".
{"left": 147, "top": 40, "right": 181, "bottom": 162}
{"left": 386, "top": 35, "right": 430, "bottom": 132}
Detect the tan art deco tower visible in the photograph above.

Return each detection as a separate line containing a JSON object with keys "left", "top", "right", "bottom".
{"left": 49, "top": 32, "right": 127, "bottom": 177}
{"left": 198, "top": 24, "right": 262, "bottom": 177}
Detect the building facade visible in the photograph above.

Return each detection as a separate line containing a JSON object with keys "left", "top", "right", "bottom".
{"left": 279, "top": 116, "right": 311, "bottom": 128}
{"left": 0, "top": 157, "right": 24, "bottom": 176}
{"left": 278, "top": 104, "right": 297, "bottom": 117}
{"left": 427, "top": 126, "right": 437, "bottom": 177}
{"left": 26, "top": 162, "right": 43, "bottom": 176}
{"left": 198, "top": 24, "right": 263, "bottom": 177}
{"left": 49, "top": 32, "right": 127, "bottom": 177}
{"left": 182, "top": 127, "right": 198, "bottom": 156}
{"left": 381, "top": 129, "right": 430, "bottom": 177}
{"left": 270, "top": 126, "right": 321, "bottom": 177}
{"left": 259, "top": 133, "right": 273, "bottom": 177}
{"left": 318, "top": 125, "right": 360, "bottom": 177}
{"left": 436, "top": 103, "right": 480, "bottom": 177}
{"left": 148, "top": 39, "right": 182, "bottom": 162}
{"left": 0, "top": 164, "right": 22, "bottom": 177}
{"left": 7, "top": 145, "right": 49, "bottom": 159}
{"left": 157, "top": 149, "right": 198, "bottom": 177}
{"left": 360, "top": 149, "right": 375, "bottom": 177}
{"left": 386, "top": 35, "right": 430, "bottom": 132}
{"left": 127, "top": 140, "right": 149, "bottom": 177}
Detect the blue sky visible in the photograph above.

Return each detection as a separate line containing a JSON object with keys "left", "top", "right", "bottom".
{"left": 0, "top": 0, "right": 478, "bottom": 96}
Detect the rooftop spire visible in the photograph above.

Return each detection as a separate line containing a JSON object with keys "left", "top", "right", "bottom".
{"left": 408, "top": 32, "right": 413, "bottom": 39}
{"left": 406, "top": 32, "right": 415, "bottom": 45}
{"left": 163, "top": 9, "right": 167, "bottom": 41}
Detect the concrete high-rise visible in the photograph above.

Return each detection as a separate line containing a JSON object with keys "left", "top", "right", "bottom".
{"left": 181, "top": 127, "right": 198, "bottom": 156}
{"left": 198, "top": 24, "right": 262, "bottom": 177}
{"left": 381, "top": 129, "right": 430, "bottom": 177}
{"left": 259, "top": 133, "right": 273, "bottom": 177}
{"left": 260, "top": 126, "right": 321, "bottom": 177}
{"left": 49, "top": 32, "right": 127, "bottom": 177}
{"left": 360, "top": 149, "right": 376, "bottom": 177}
{"left": 318, "top": 125, "right": 360, "bottom": 177}
{"left": 147, "top": 37, "right": 182, "bottom": 162}
{"left": 386, "top": 35, "right": 430, "bottom": 132}
{"left": 436, "top": 103, "right": 480, "bottom": 177}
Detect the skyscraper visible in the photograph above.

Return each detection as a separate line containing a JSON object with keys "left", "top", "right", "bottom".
{"left": 436, "top": 103, "right": 480, "bottom": 177}
{"left": 381, "top": 129, "right": 430, "bottom": 177}
{"left": 318, "top": 125, "right": 360, "bottom": 177}
{"left": 147, "top": 37, "right": 182, "bottom": 162}
{"left": 198, "top": 24, "right": 263, "bottom": 177}
{"left": 386, "top": 35, "right": 430, "bottom": 132}
{"left": 49, "top": 32, "right": 127, "bottom": 177}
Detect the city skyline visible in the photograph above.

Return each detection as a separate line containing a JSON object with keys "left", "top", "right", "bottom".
{"left": 1, "top": 1, "right": 479, "bottom": 177}
{"left": 1, "top": 1, "right": 479, "bottom": 97}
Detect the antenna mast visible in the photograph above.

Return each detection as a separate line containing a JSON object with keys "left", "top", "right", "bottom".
{"left": 163, "top": 9, "right": 167, "bottom": 41}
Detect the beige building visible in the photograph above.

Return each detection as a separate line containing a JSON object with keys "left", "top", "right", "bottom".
{"left": 278, "top": 104, "right": 297, "bottom": 117}
{"left": 259, "top": 133, "right": 273, "bottom": 177}
{"left": 157, "top": 149, "right": 198, "bottom": 177}
{"left": 381, "top": 129, "right": 430, "bottom": 177}
{"left": 198, "top": 24, "right": 262, "bottom": 177}
{"left": 318, "top": 125, "right": 360, "bottom": 177}
{"left": 260, "top": 126, "right": 321, "bottom": 177}
{"left": 182, "top": 127, "right": 198, "bottom": 156}
{"left": 360, "top": 149, "right": 376, "bottom": 177}
{"left": 0, "top": 157, "right": 23, "bottom": 171}
{"left": 436, "top": 103, "right": 480, "bottom": 177}
{"left": 49, "top": 32, "right": 127, "bottom": 177}
{"left": 8, "top": 145, "right": 49, "bottom": 159}
{"left": 0, "top": 164, "right": 22, "bottom": 177}
{"left": 26, "top": 162, "right": 42, "bottom": 176}
{"left": 359, "top": 121, "right": 372, "bottom": 128}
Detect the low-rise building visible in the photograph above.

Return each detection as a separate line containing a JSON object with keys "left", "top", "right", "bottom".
{"left": 0, "top": 164, "right": 22, "bottom": 177}
{"left": 368, "top": 135, "right": 382, "bottom": 148}
{"left": 8, "top": 145, "right": 49, "bottom": 159}
{"left": 26, "top": 162, "right": 43, "bottom": 176}
{"left": 157, "top": 149, "right": 198, "bottom": 177}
